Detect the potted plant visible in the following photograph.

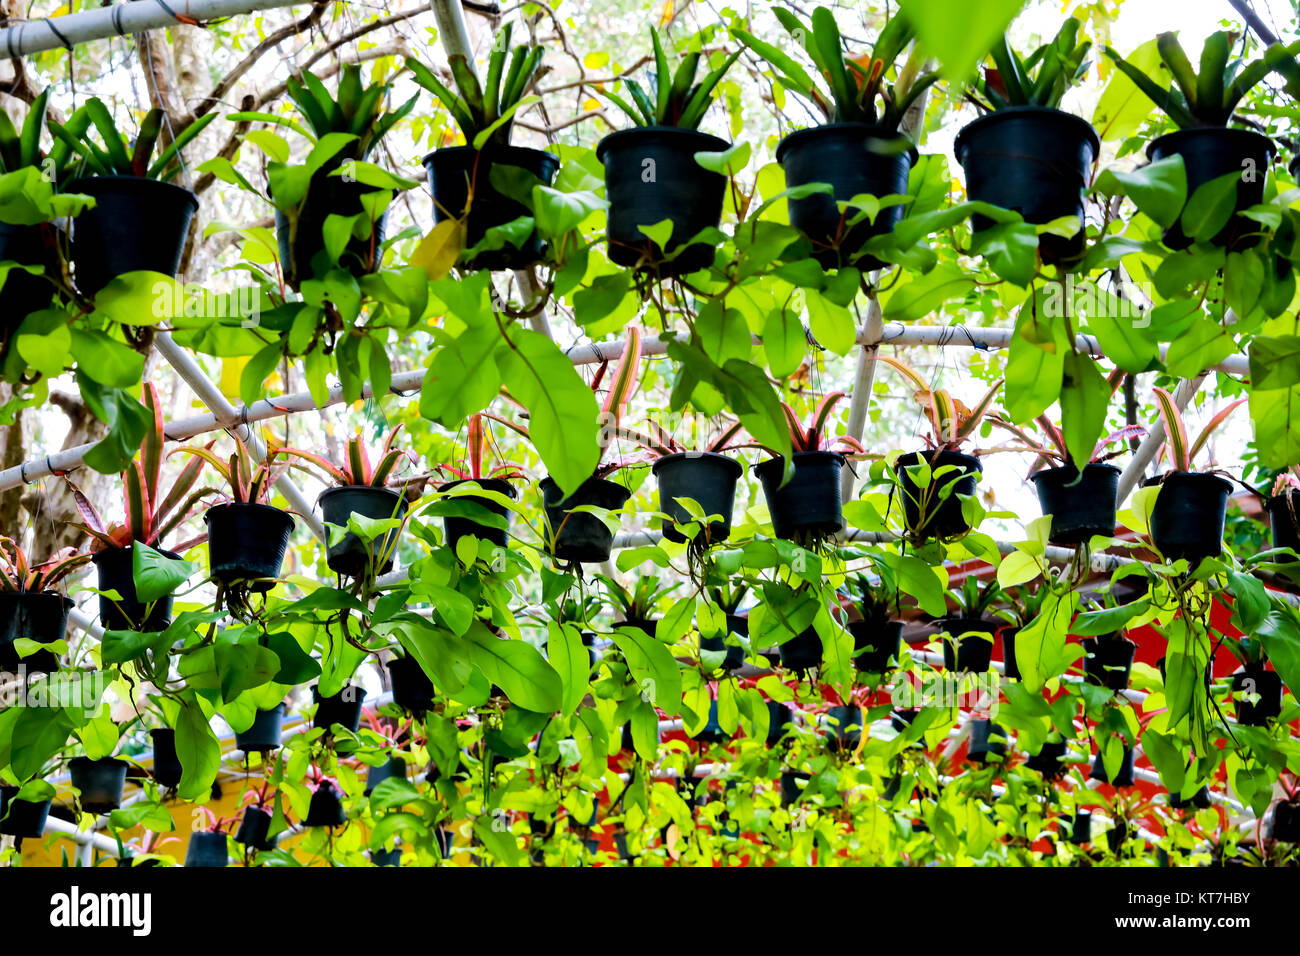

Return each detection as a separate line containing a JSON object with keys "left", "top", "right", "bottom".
{"left": 0, "top": 539, "right": 89, "bottom": 672}
{"left": 149, "top": 726, "right": 183, "bottom": 791}
{"left": 0, "top": 780, "right": 54, "bottom": 840}
{"left": 305, "top": 776, "right": 347, "bottom": 828}
{"left": 1264, "top": 466, "right": 1300, "bottom": 556}
{"left": 754, "top": 391, "right": 864, "bottom": 549}
{"left": 938, "top": 576, "right": 1007, "bottom": 673}
{"left": 233, "top": 781, "right": 279, "bottom": 853}
{"left": 1002, "top": 583, "right": 1053, "bottom": 680}
{"left": 1146, "top": 387, "right": 1245, "bottom": 564}
{"left": 408, "top": 24, "right": 555, "bottom": 271}
{"left": 234, "top": 702, "right": 285, "bottom": 754}
{"left": 879, "top": 357, "right": 1002, "bottom": 540}
{"left": 1080, "top": 629, "right": 1138, "bottom": 691}
{"left": 313, "top": 683, "right": 364, "bottom": 735}
{"left": 841, "top": 571, "right": 904, "bottom": 675}
{"left": 598, "top": 574, "right": 678, "bottom": 635}
{"left": 824, "top": 703, "right": 862, "bottom": 754}
{"left": 597, "top": 29, "right": 740, "bottom": 275}
{"left": 50, "top": 98, "right": 215, "bottom": 296}
{"left": 388, "top": 652, "right": 436, "bottom": 713}
{"left": 1090, "top": 742, "right": 1136, "bottom": 787}
{"left": 68, "top": 751, "right": 130, "bottom": 814}
{"left": 767, "top": 701, "right": 795, "bottom": 747}
{"left": 185, "top": 808, "right": 231, "bottom": 867}
{"left": 1106, "top": 31, "right": 1278, "bottom": 249}
{"left": 956, "top": 17, "right": 1098, "bottom": 262}
{"left": 700, "top": 582, "right": 748, "bottom": 672}
{"left": 967, "top": 719, "right": 1008, "bottom": 763}
{"left": 1269, "top": 777, "right": 1300, "bottom": 843}
{"left": 435, "top": 413, "right": 520, "bottom": 552}
{"left": 736, "top": 6, "right": 937, "bottom": 269}
{"left": 1224, "top": 637, "right": 1284, "bottom": 727}
{"left": 1024, "top": 735, "right": 1069, "bottom": 777}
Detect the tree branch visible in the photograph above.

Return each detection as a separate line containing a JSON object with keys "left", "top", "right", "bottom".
{"left": 1229, "top": 0, "right": 1279, "bottom": 46}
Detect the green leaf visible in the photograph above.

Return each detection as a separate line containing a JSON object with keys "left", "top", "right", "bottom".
{"left": 883, "top": 263, "right": 975, "bottom": 321}
{"left": 132, "top": 542, "right": 197, "bottom": 604}
{"left": 1072, "top": 600, "right": 1148, "bottom": 636}
{"left": 464, "top": 623, "right": 562, "bottom": 713}
{"left": 902, "top": 0, "right": 1029, "bottom": 81}
{"left": 1179, "top": 170, "right": 1241, "bottom": 244}
{"left": 1096, "top": 155, "right": 1187, "bottom": 229}
{"left": 547, "top": 622, "right": 589, "bottom": 716}
{"left": 1250, "top": 335, "right": 1300, "bottom": 390}
{"left": 1059, "top": 350, "right": 1109, "bottom": 470}
{"left": 609, "top": 626, "right": 682, "bottom": 715}
{"left": 175, "top": 693, "right": 221, "bottom": 802}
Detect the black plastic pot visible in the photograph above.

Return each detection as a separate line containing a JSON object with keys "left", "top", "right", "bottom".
{"left": 1090, "top": 745, "right": 1135, "bottom": 787}
{"left": 92, "top": 545, "right": 179, "bottom": 632}
{"left": 540, "top": 476, "right": 632, "bottom": 564}
{"left": 1081, "top": 633, "right": 1137, "bottom": 691}
{"left": 424, "top": 145, "right": 559, "bottom": 270}
{"left": 939, "top": 619, "right": 996, "bottom": 672}
{"left": 598, "top": 127, "right": 729, "bottom": 275}
{"left": 1031, "top": 463, "right": 1120, "bottom": 545}
{"left": 1169, "top": 786, "right": 1211, "bottom": 810}
{"left": 699, "top": 630, "right": 745, "bottom": 672}
{"left": 896, "top": 450, "right": 982, "bottom": 539}
{"left": 1266, "top": 491, "right": 1300, "bottom": 557}
{"left": 204, "top": 502, "right": 294, "bottom": 589}
{"left": 1001, "top": 626, "right": 1021, "bottom": 680}
{"left": 70, "top": 176, "right": 198, "bottom": 297}
{"left": 1149, "top": 472, "right": 1232, "bottom": 564}
{"left": 185, "top": 831, "right": 229, "bottom": 867}
{"left": 0, "top": 221, "right": 58, "bottom": 329}
{"left": 275, "top": 160, "right": 389, "bottom": 288}
{"left": 1025, "top": 738, "right": 1068, "bottom": 777}
{"left": 849, "top": 619, "right": 903, "bottom": 673}
{"left": 1147, "top": 128, "right": 1274, "bottom": 250}
{"left": 235, "top": 703, "right": 284, "bottom": 753}
{"left": 692, "top": 699, "right": 728, "bottom": 745}
{"left": 0, "top": 591, "right": 71, "bottom": 672}
{"left": 1233, "top": 663, "right": 1283, "bottom": 726}
{"left": 953, "top": 106, "right": 1099, "bottom": 263}
{"left": 366, "top": 755, "right": 408, "bottom": 795}
{"left": 305, "top": 782, "right": 346, "bottom": 828}
{"left": 777, "top": 123, "right": 916, "bottom": 270}
{"left": 968, "top": 719, "right": 1008, "bottom": 763}
{"left": 1066, "top": 809, "right": 1092, "bottom": 846}
{"left": 439, "top": 478, "right": 515, "bottom": 551}
{"left": 825, "top": 704, "right": 862, "bottom": 754}
{"left": 233, "top": 805, "right": 276, "bottom": 850}
{"left": 0, "top": 786, "right": 52, "bottom": 838}
{"left": 653, "top": 452, "right": 742, "bottom": 545}
{"left": 69, "top": 756, "right": 128, "bottom": 813}
{"left": 754, "top": 452, "right": 845, "bottom": 543}
{"left": 767, "top": 701, "right": 794, "bottom": 747}
{"left": 318, "top": 485, "right": 407, "bottom": 578}
{"left": 150, "top": 729, "right": 183, "bottom": 789}
{"left": 388, "top": 655, "right": 436, "bottom": 713}
{"left": 779, "top": 624, "right": 822, "bottom": 674}
{"left": 313, "top": 684, "right": 363, "bottom": 734}
{"left": 1269, "top": 801, "right": 1300, "bottom": 843}
{"left": 780, "top": 770, "right": 811, "bottom": 807}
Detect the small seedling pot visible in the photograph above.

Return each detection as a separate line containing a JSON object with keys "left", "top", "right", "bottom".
{"left": 939, "top": 618, "right": 996, "bottom": 672}
{"left": 0, "top": 591, "right": 71, "bottom": 672}
{"left": 777, "top": 122, "right": 916, "bottom": 269}
{"left": 1067, "top": 809, "right": 1092, "bottom": 846}
{"left": 313, "top": 684, "right": 363, "bottom": 734}
{"left": 372, "top": 847, "right": 402, "bottom": 866}
{"left": 1147, "top": 127, "right": 1275, "bottom": 250}
{"left": 0, "top": 786, "right": 52, "bottom": 838}
{"left": 967, "top": 719, "right": 1007, "bottom": 763}
{"left": 305, "top": 782, "right": 346, "bottom": 828}
{"left": 1001, "top": 626, "right": 1021, "bottom": 680}
{"left": 438, "top": 478, "right": 515, "bottom": 551}
{"left": 365, "top": 755, "right": 408, "bottom": 795}
{"left": 539, "top": 476, "right": 632, "bottom": 564}
{"left": 1081, "top": 633, "right": 1137, "bottom": 691}
{"left": 204, "top": 502, "right": 295, "bottom": 589}
{"left": 824, "top": 704, "right": 862, "bottom": 754}
{"left": 92, "top": 544, "right": 179, "bottom": 632}
{"left": 848, "top": 619, "right": 903, "bottom": 673}
{"left": 235, "top": 703, "right": 285, "bottom": 753}
{"left": 185, "top": 831, "right": 229, "bottom": 867}
{"left": 1090, "top": 745, "right": 1135, "bottom": 787}
{"left": 598, "top": 127, "right": 730, "bottom": 276}
{"left": 388, "top": 655, "right": 436, "bottom": 713}
{"left": 274, "top": 160, "right": 389, "bottom": 288}
{"left": 754, "top": 452, "right": 845, "bottom": 543}
{"left": 1169, "top": 786, "right": 1211, "bottom": 810}
{"left": 1269, "top": 801, "right": 1300, "bottom": 843}
{"left": 0, "top": 221, "right": 58, "bottom": 324}
{"left": 1149, "top": 472, "right": 1232, "bottom": 564}
{"left": 699, "top": 632, "right": 745, "bottom": 672}
{"left": 70, "top": 176, "right": 199, "bottom": 297}
{"left": 1031, "top": 462, "right": 1120, "bottom": 545}
{"left": 896, "top": 450, "right": 982, "bottom": 539}
{"left": 1232, "top": 663, "right": 1283, "bottom": 726}
{"left": 778, "top": 624, "right": 822, "bottom": 674}
{"left": 779, "top": 770, "right": 811, "bottom": 807}
{"left": 318, "top": 485, "right": 407, "bottom": 578}
{"left": 953, "top": 106, "right": 1099, "bottom": 263}
{"left": 652, "top": 451, "right": 743, "bottom": 545}
{"left": 150, "top": 729, "right": 183, "bottom": 789}
{"left": 767, "top": 701, "right": 794, "bottom": 747}
{"left": 69, "top": 756, "right": 129, "bottom": 813}
{"left": 1025, "top": 738, "right": 1068, "bottom": 777}
{"left": 423, "top": 144, "right": 559, "bottom": 270}
{"left": 1266, "top": 490, "right": 1300, "bottom": 557}
{"left": 691, "top": 699, "right": 728, "bottom": 745}
{"left": 233, "top": 805, "right": 276, "bottom": 850}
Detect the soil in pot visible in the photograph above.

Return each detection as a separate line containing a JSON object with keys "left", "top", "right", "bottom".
{"left": 653, "top": 452, "right": 742, "bottom": 545}
{"left": 318, "top": 485, "right": 407, "bottom": 578}
{"left": 1147, "top": 128, "right": 1275, "bottom": 250}
{"left": 0, "top": 591, "right": 71, "bottom": 672}
{"left": 235, "top": 703, "right": 285, "bottom": 753}
{"left": 0, "top": 221, "right": 58, "bottom": 327}
{"left": 1031, "top": 463, "right": 1120, "bottom": 545}
{"left": 1266, "top": 490, "right": 1300, "bottom": 558}
{"left": 313, "top": 684, "right": 363, "bottom": 734}
{"left": 767, "top": 701, "right": 794, "bottom": 747}
{"left": 825, "top": 704, "right": 862, "bottom": 754}
{"left": 1081, "top": 633, "right": 1137, "bottom": 691}
{"left": 1149, "top": 472, "right": 1232, "bottom": 565}
{"left": 275, "top": 159, "right": 389, "bottom": 288}
{"left": 1025, "top": 738, "right": 1068, "bottom": 777}
{"left": 939, "top": 619, "right": 996, "bottom": 672}
{"left": 439, "top": 478, "right": 515, "bottom": 551}
{"left": 1232, "top": 663, "right": 1283, "bottom": 726}
{"left": 92, "top": 545, "right": 179, "bottom": 632}
{"left": 150, "top": 729, "right": 183, "bottom": 789}
{"left": 204, "top": 502, "right": 295, "bottom": 589}
{"left": 69, "top": 756, "right": 129, "bottom": 813}
{"left": 540, "top": 476, "right": 632, "bottom": 564}
{"left": 1001, "top": 626, "right": 1021, "bottom": 680}
{"left": 777, "top": 123, "right": 916, "bottom": 270}
{"left": 967, "top": 719, "right": 1008, "bottom": 763}
{"left": 70, "top": 176, "right": 199, "bottom": 297}
{"left": 234, "top": 806, "right": 276, "bottom": 850}
{"left": 779, "top": 624, "right": 823, "bottom": 675}
{"left": 388, "top": 655, "right": 436, "bottom": 713}
{"left": 849, "top": 619, "right": 903, "bottom": 674}
{"left": 185, "top": 831, "right": 229, "bottom": 867}
{"left": 305, "top": 782, "right": 346, "bottom": 828}
{"left": 598, "top": 127, "right": 730, "bottom": 276}
{"left": 424, "top": 145, "right": 559, "bottom": 270}
{"left": 754, "top": 452, "right": 845, "bottom": 546}
{"left": 1090, "top": 745, "right": 1135, "bottom": 787}
{"left": 953, "top": 106, "right": 1100, "bottom": 263}
{"left": 895, "top": 450, "right": 982, "bottom": 540}
{"left": 0, "top": 786, "right": 52, "bottom": 838}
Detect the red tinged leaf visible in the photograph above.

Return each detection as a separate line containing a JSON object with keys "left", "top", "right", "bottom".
{"left": 141, "top": 383, "right": 165, "bottom": 510}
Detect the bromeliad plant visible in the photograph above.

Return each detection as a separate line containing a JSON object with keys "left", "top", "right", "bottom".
{"left": 597, "top": 574, "right": 679, "bottom": 630}
{"left": 172, "top": 437, "right": 286, "bottom": 506}
{"left": 600, "top": 30, "right": 742, "bottom": 129}
{"left": 49, "top": 99, "right": 216, "bottom": 183}
{"left": 878, "top": 357, "right": 1003, "bottom": 453}
{"left": 1151, "top": 388, "right": 1246, "bottom": 476}
{"left": 436, "top": 413, "right": 523, "bottom": 483}
{"left": 970, "top": 17, "right": 1092, "bottom": 112}
{"left": 989, "top": 415, "right": 1147, "bottom": 471}
{"left": 0, "top": 540, "right": 90, "bottom": 593}
{"left": 776, "top": 391, "right": 865, "bottom": 457}
{"left": 282, "top": 425, "right": 420, "bottom": 496}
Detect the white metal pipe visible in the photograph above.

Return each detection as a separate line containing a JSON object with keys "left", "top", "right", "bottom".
{"left": 841, "top": 294, "right": 885, "bottom": 503}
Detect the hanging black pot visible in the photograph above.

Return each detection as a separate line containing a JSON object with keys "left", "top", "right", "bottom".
{"left": 891, "top": 708, "right": 922, "bottom": 733}
{"left": 1031, "top": 463, "right": 1120, "bottom": 545}
{"left": 540, "top": 476, "right": 631, "bottom": 564}
{"left": 825, "top": 704, "right": 862, "bottom": 754}
{"left": 767, "top": 701, "right": 794, "bottom": 747}
{"left": 372, "top": 847, "right": 402, "bottom": 866}
{"left": 235, "top": 703, "right": 285, "bottom": 753}
{"left": 939, "top": 619, "right": 996, "bottom": 672}
{"left": 780, "top": 770, "right": 811, "bottom": 807}
{"left": 423, "top": 144, "right": 559, "bottom": 271}
{"left": 896, "top": 450, "right": 982, "bottom": 539}
{"left": 1233, "top": 663, "right": 1283, "bottom": 726}
{"left": 777, "top": 123, "right": 916, "bottom": 270}
{"left": 1081, "top": 633, "right": 1137, "bottom": 691}
{"left": 1147, "top": 128, "right": 1275, "bottom": 250}
{"left": 305, "top": 782, "right": 346, "bottom": 828}
{"left": 953, "top": 106, "right": 1099, "bottom": 263}
{"left": 1001, "top": 625, "right": 1021, "bottom": 680}
{"left": 1149, "top": 472, "right": 1232, "bottom": 564}
{"left": 1067, "top": 809, "right": 1092, "bottom": 846}
{"left": 204, "top": 502, "right": 294, "bottom": 589}
{"left": 699, "top": 632, "right": 745, "bottom": 672}
{"left": 69, "top": 756, "right": 129, "bottom": 813}
{"left": 0, "top": 221, "right": 58, "bottom": 329}
{"left": 754, "top": 452, "right": 845, "bottom": 543}
{"left": 598, "top": 127, "right": 730, "bottom": 276}
{"left": 92, "top": 545, "right": 179, "bottom": 632}
{"left": 1090, "top": 745, "right": 1135, "bottom": 787}
{"left": 439, "top": 478, "right": 515, "bottom": 551}
{"left": 150, "top": 729, "right": 183, "bottom": 789}
{"left": 0, "top": 786, "right": 52, "bottom": 838}
{"left": 652, "top": 452, "right": 743, "bottom": 545}
{"left": 365, "top": 755, "right": 408, "bottom": 795}
{"left": 0, "top": 591, "right": 71, "bottom": 672}
{"left": 184, "top": 831, "right": 229, "bottom": 867}
{"left": 233, "top": 805, "right": 276, "bottom": 850}
{"left": 1266, "top": 490, "right": 1300, "bottom": 557}
{"left": 1169, "top": 786, "right": 1211, "bottom": 810}
{"left": 691, "top": 699, "right": 728, "bottom": 745}
{"left": 313, "top": 684, "right": 363, "bottom": 734}
{"left": 849, "top": 619, "right": 903, "bottom": 673}
{"left": 318, "top": 485, "right": 407, "bottom": 578}
{"left": 388, "top": 655, "right": 436, "bottom": 713}
{"left": 70, "top": 176, "right": 199, "bottom": 297}
{"left": 1025, "top": 738, "right": 1068, "bottom": 777}
{"left": 779, "top": 624, "right": 822, "bottom": 674}
{"left": 1269, "top": 801, "right": 1300, "bottom": 842}
{"left": 274, "top": 159, "right": 389, "bottom": 288}
{"left": 967, "top": 719, "right": 1008, "bottom": 763}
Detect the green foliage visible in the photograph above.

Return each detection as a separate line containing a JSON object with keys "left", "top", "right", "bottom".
{"left": 972, "top": 17, "right": 1091, "bottom": 110}
{"left": 600, "top": 29, "right": 741, "bottom": 129}
{"left": 50, "top": 98, "right": 216, "bottom": 182}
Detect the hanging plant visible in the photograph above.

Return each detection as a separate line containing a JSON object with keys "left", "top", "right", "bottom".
{"left": 0, "top": 538, "right": 88, "bottom": 673}
{"left": 433, "top": 413, "right": 522, "bottom": 552}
